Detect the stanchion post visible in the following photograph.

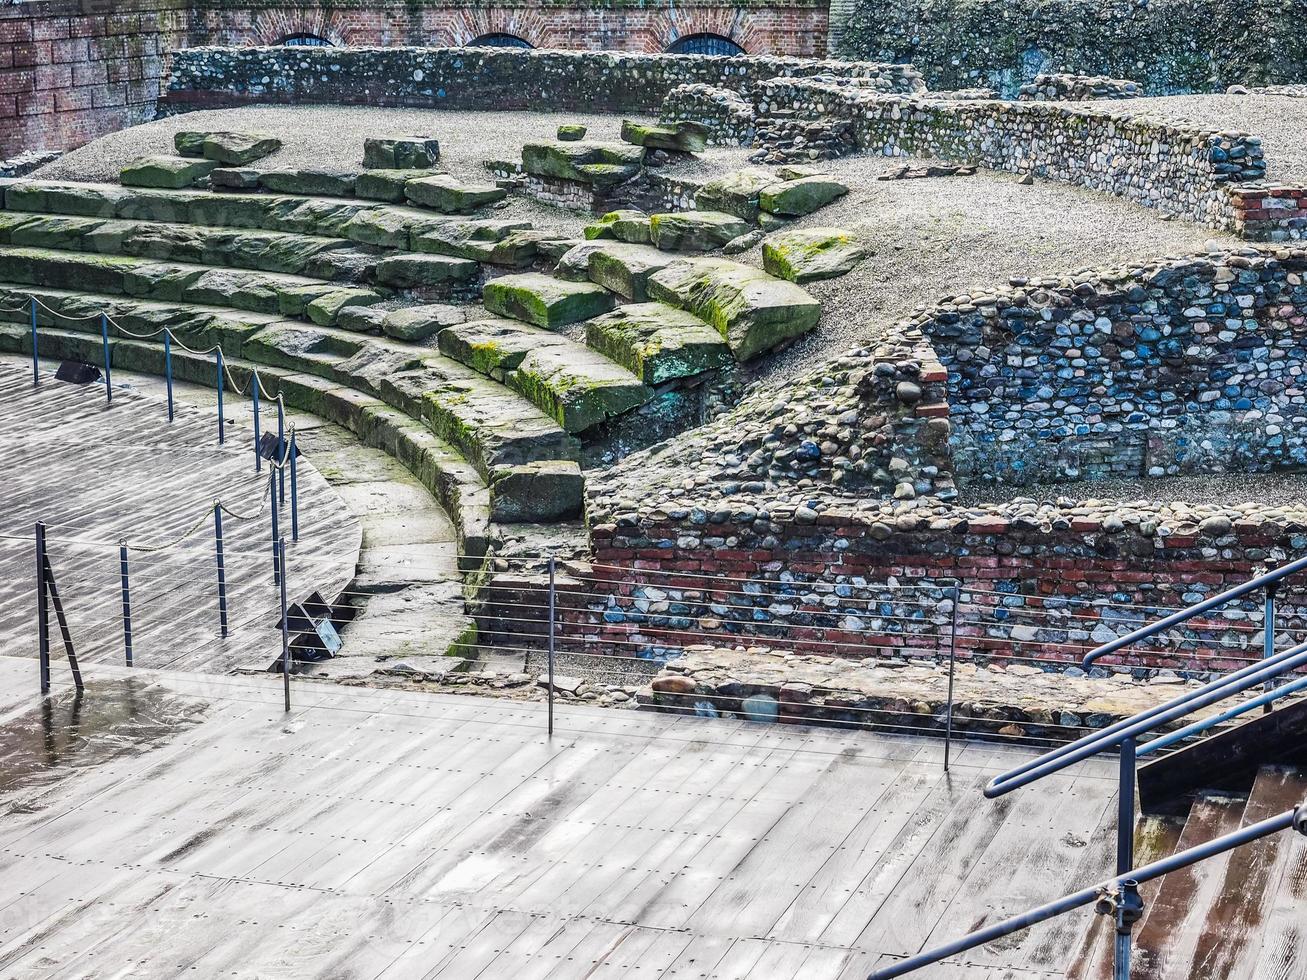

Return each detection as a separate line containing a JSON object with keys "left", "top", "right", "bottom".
{"left": 163, "top": 329, "right": 174, "bottom": 422}
{"left": 29, "top": 296, "right": 38, "bottom": 384}
{"left": 944, "top": 581, "right": 960, "bottom": 773}
{"left": 252, "top": 372, "right": 262, "bottom": 472}
{"left": 547, "top": 555, "right": 556, "bottom": 737}
{"left": 279, "top": 537, "right": 290, "bottom": 712}
{"left": 216, "top": 349, "right": 225, "bottom": 445}
{"left": 36, "top": 521, "right": 49, "bottom": 693}
{"left": 100, "top": 313, "right": 112, "bottom": 404}
{"left": 119, "top": 542, "right": 133, "bottom": 666}
{"left": 214, "top": 502, "right": 228, "bottom": 638}
{"left": 270, "top": 470, "right": 280, "bottom": 586}
{"left": 276, "top": 398, "right": 285, "bottom": 504}
{"left": 289, "top": 430, "right": 299, "bottom": 542}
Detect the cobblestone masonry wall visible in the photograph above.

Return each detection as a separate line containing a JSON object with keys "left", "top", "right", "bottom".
{"left": 659, "top": 84, "right": 756, "bottom": 146}
{"left": 1016, "top": 72, "right": 1143, "bottom": 101}
{"left": 576, "top": 502, "right": 1307, "bottom": 673}
{"left": 927, "top": 248, "right": 1307, "bottom": 486}
{"left": 162, "top": 46, "right": 925, "bottom": 115}
{"left": 829, "top": 0, "right": 1307, "bottom": 96}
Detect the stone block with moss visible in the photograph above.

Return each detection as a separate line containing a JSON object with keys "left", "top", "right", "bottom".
{"left": 585, "top": 242, "right": 676, "bottom": 301}
{"left": 647, "top": 257, "right": 821, "bottom": 361}
{"left": 694, "top": 167, "right": 784, "bottom": 222}
{"left": 383, "top": 304, "right": 466, "bottom": 342}
{"left": 482, "top": 272, "right": 615, "bottom": 329}
{"left": 557, "top": 124, "right": 588, "bottom": 141}
{"left": 584, "top": 209, "right": 652, "bottom": 244}
{"left": 413, "top": 218, "right": 534, "bottom": 259}
{"left": 520, "top": 141, "right": 645, "bottom": 187}
{"left": 363, "top": 136, "right": 441, "bottom": 170}
{"left": 356, "top": 169, "right": 442, "bottom": 203}
{"left": 649, "top": 210, "right": 751, "bottom": 252}
{"left": 759, "top": 175, "right": 850, "bottom": 217}
{"left": 762, "top": 227, "right": 868, "bottom": 283}
{"left": 303, "top": 287, "right": 384, "bottom": 327}
{"left": 404, "top": 175, "right": 508, "bottom": 214}
{"left": 439, "top": 318, "right": 565, "bottom": 378}
{"left": 259, "top": 169, "right": 357, "bottom": 197}
{"left": 488, "top": 460, "right": 584, "bottom": 522}
{"left": 374, "top": 253, "right": 479, "bottom": 289}
{"left": 619, "top": 119, "right": 709, "bottom": 153}
{"left": 120, "top": 156, "right": 218, "bottom": 189}
{"left": 585, "top": 303, "right": 732, "bottom": 384}
{"left": 511, "top": 345, "right": 653, "bottom": 432}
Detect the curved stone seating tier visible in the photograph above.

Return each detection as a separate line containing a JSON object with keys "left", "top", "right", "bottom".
{"left": 0, "top": 284, "right": 583, "bottom": 535}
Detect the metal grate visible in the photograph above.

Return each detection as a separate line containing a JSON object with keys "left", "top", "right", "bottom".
{"left": 666, "top": 33, "right": 746, "bottom": 56}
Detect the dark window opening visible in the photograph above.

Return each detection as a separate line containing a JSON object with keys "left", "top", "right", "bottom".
{"left": 281, "top": 33, "right": 333, "bottom": 47}
{"left": 665, "top": 33, "right": 745, "bottom": 57}
{"left": 467, "top": 33, "right": 534, "bottom": 49}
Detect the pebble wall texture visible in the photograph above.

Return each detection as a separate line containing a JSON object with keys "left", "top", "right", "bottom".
{"left": 659, "top": 84, "right": 757, "bottom": 147}
{"left": 162, "top": 46, "right": 926, "bottom": 116}
{"left": 830, "top": 0, "right": 1307, "bottom": 96}
{"left": 1016, "top": 73, "right": 1143, "bottom": 101}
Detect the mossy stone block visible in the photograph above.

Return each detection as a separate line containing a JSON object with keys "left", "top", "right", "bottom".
{"left": 375, "top": 253, "right": 479, "bottom": 289}
{"left": 482, "top": 272, "right": 615, "bottom": 329}
{"left": 585, "top": 243, "right": 675, "bottom": 302}
{"left": 584, "top": 209, "right": 652, "bottom": 244}
{"left": 201, "top": 132, "right": 282, "bottom": 166}
{"left": 259, "top": 170, "right": 356, "bottom": 197}
{"left": 694, "top": 167, "right": 783, "bottom": 222}
{"left": 305, "top": 288, "right": 384, "bottom": 327}
{"left": 620, "top": 119, "right": 708, "bottom": 153}
{"left": 355, "top": 169, "right": 441, "bottom": 203}
{"left": 761, "top": 227, "right": 868, "bottom": 283}
{"left": 557, "top": 124, "right": 588, "bottom": 141}
{"left": 404, "top": 175, "right": 507, "bottom": 214}
{"left": 584, "top": 302, "right": 732, "bottom": 384}
{"left": 382, "top": 304, "right": 466, "bottom": 342}
{"left": 120, "top": 156, "right": 218, "bottom": 189}
{"left": 759, "top": 175, "right": 850, "bottom": 217}
{"left": 363, "top": 136, "right": 441, "bottom": 170}
{"left": 649, "top": 210, "right": 751, "bottom": 252}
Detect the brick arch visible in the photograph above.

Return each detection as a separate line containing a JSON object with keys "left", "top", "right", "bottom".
{"left": 652, "top": 10, "right": 756, "bottom": 55}
{"left": 437, "top": 9, "right": 551, "bottom": 49}
{"left": 248, "top": 10, "right": 352, "bottom": 47}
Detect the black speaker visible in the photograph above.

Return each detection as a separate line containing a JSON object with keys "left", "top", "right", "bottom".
{"left": 258, "top": 431, "right": 302, "bottom": 461}
{"left": 55, "top": 360, "right": 101, "bottom": 385}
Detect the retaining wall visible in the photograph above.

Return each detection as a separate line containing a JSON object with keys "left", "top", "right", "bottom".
{"left": 162, "top": 46, "right": 924, "bottom": 115}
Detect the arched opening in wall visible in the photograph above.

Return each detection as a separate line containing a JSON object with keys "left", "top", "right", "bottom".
{"left": 666, "top": 33, "right": 746, "bottom": 57}
{"left": 467, "top": 33, "right": 534, "bottom": 49}
{"left": 280, "top": 33, "right": 334, "bottom": 47}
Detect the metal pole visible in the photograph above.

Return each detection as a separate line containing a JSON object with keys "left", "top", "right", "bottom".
{"left": 36, "top": 521, "right": 49, "bottom": 693}
{"left": 119, "top": 542, "right": 133, "bottom": 667}
{"left": 29, "top": 296, "right": 38, "bottom": 383}
{"left": 100, "top": 313, "right": 112, "bottom": 404}
{"left": 1264, "top": 584, "right": 1277, "bottom": 713}
{"left": 547, "top": 555, "right": 556, "bottom": 737}
{"left": 276, "top": 398, "right": 285, "bottom": 504}
{"left": 253, "top": 372, "right": 262, "bottom": 472}
{"left": 163, "top": 330, "right": 174, "bottom": 422}
{"left": 214, "top": 502, "right": 228, "bottom": 638}
{"left": 944, "top": 582, "right": 960, "bottom": 772}
{"left": 1118, "top": 736, "right": 1137, "bottom": 876}
{"left": 279, "top": 537, "right": 290, "bottom": 712}
{"left": 270, "top": 471, "right": 280, "bottom": 586}
{"left": 289, "top": 430, "right": 299, "bottom": 542}
{"left": 216, "top": 349, "right": 225, "bottom": 445}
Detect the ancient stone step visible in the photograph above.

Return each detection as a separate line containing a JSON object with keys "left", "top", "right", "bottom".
{"left": 649, "top": 210, "right": 752, "bottom": 252}
{"left": 259, "top": 169, "right": 358, "bottom": 197}
{"left": 120, "top": 155, "right": 218, "bottom": 189}
{"left": 373, "top": 252, "right": 480, "bottom": 291}
{"left": 363, "top": 136, "right": 441, "bottom": 170}
{"left": 0, "top": 245, "right": 385, "bottom": 326}
{"left": 411, "top": 218, "right": 535, "bottom": 260}
{"left": 175, "top": 130, "right": 282, "bottom": 166}
{"left": 404, "top": 175, "right": 508, "bottom": 214}
{"left": 620, "top": 120, "right": 709, "bottom": 153}
{"left": 520, "top": 140, "right": 645, "bottom": 189}
{"left": 762, "top": 227, "right": 868, "bottom": 283}
{"left": 439, "top": 317, "right": 654, "bottom": 432}
{"left": 482, "top": 272, "right": 615, "bottom": 329}
{"left": 0, "top": 211, "right": 380, "bottom": 281}
{"left": 355, "top": 169, "right": 444, "bottom": 204}
{"left": 584, "top": 209, "right": 653, "bottom": 244}
{"left": 758, "top": 174, "right": 849, "bottom": 216}
{"left": 695, "top": 167, "right": 784, "bottom": 222}
{"left": 647, "top": 256, "right": 822, "bottom": 362}
{"left": 555, "top": 240, "right": 676, "bottom": 302}
{"left": 584, "top": 303, "right": 733, "bottom": 385}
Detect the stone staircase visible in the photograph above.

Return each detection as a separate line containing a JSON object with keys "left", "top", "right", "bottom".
{"left": 0, "top": 170, "right": 821, "bottom": 578}
{"left": 1066, "top": 765, "right": 1307, "bottom": 979}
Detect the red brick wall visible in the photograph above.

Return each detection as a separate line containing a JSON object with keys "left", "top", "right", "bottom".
{"left": 1226, "top": 184, "right": 1307, "bottom": 241}
{"left": 0, "top": 0, "right": 829, "bottom": 160}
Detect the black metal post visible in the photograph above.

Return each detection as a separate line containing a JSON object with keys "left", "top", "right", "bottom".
{"left": 944, "top": 582, "right": 960, "bottom": 772}
{"left": 43, "top": 556, "right": 83, "bottom": 693}
{"left": 253, "top": 373, "right": 262, "bottom": 472}
{"left": 214, "top": 503, "right": 228, "bottom": 638}
{"left": 163, "top": 329, "right": 174, "bottom": 422}
{"left": 547, "top": 555, "right": 556, "bottom": 737}
{"left": 216, "top": 349, "right": 225, "bottom": 445}
{"left": 1118, "top": 736, "right": 1137, "bottom": 875}
{"left": 36, "top": 521, "right": 49, "bottom": 693}
{"left": 270, "top": 471, "right": 280, "bottom": 586}
{"left": 119, "top": 542, "right": 133, "bottom": 666}
{"left": 29, "top": 296, "right": 38, "bottom": 384}
{"left": 100, "top": 313, "right": 112, "bottom": 404}
{"left": 289, "top": 430, "right": 299, "bottom": 542}
{"left": 279, "top": 537, "right": 290, "bottom": 712}
{"left": 1264, "top": 583, "right": 1277, "bottom": 712}
{"left": 276, "top": 398, "right": 285, "bottom": 504}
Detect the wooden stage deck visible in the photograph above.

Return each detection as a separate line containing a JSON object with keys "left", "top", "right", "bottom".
{"left": 0, "top": 656, "right": 1125, "bottom": 979}
{"left": 0, "top": 360, "right": 361, "bottom": 675}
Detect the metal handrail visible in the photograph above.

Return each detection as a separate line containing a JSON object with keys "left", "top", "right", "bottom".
{"left": 984, "top": 638, "right": 1307, "bottom": 799}
{"left": 868, "top": 800, "right": 1307, "bottom": 980}
{"left": 1079, "top": 552, "right": 1307, "bottom": 670}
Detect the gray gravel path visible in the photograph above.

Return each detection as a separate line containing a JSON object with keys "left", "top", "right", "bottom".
{"left": 1061, "top": 94, "right": 1307, "bottom": 184}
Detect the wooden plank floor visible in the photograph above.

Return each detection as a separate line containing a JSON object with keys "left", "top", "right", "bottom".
{"left": 0, "top": 360, "right": 361, "bottom": 675}
{"left": 0, "top": 656, "right": 1125, "bottom": 979}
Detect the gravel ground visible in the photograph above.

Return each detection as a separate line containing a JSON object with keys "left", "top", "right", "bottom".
{"left": 35, "top": 104, "right": 756, "bottom": 236}
{"left": 958, "top": 470, "right": 1307, "bottom": 509}
{"left": 1060, "top": 94, "right": 1307, "bottom": 185}
{"left": 739, "top": 152, "right": 1235, "bottom": 385}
